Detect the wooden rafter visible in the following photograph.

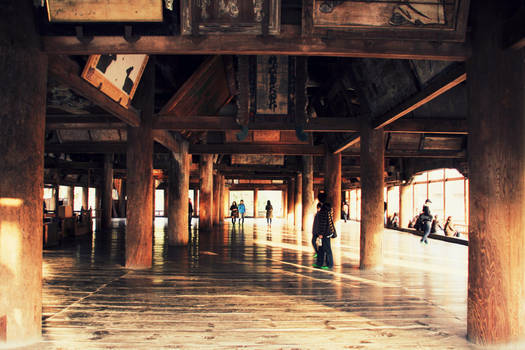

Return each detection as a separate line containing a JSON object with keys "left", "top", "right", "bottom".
{"left": 371, "top": 64, "right": 467, "bottom": 129}
{"left": 42, "top": 26, "right": 469, "bottom": 61}
{"left": 384, "top": 118, "right": 468, "bottom": 134}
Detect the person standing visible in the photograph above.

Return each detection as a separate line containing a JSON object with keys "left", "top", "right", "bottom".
{"left": 342, "top": 201, "right": 349, "bottom": 222}
{"left": 419, "top": 199, "right": 433, "bottom": 244}
{"left": 230, "top": 201, "right": 239, "bottom": 224}
{"left": 188, "top": 198, "right": 193, "bottom": 228}
{"left": 312, "top": 192, "right": 337, "bottom": 270}
{"left": 265, "top": 200, "right": 273, "bottom": 226}
{"left": 238, "top": 200, "right": 246, "bottom": 225}
{"left": 312, "top": 202, "right": 322, "bottom": 258}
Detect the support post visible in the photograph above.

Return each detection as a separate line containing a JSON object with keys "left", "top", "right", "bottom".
{"left": 0, "top": 0, "right": 47, "bottom": 342}
{"left": 219, "top": 175, "right": 225, "bottom": 222}
{"left": 324, "top": 151, "right": 341, "bottom": 224}
{"left": 399, "top": 183, "right": 411, "bottom": 228}
{"left": 82, "top": 186, "right": 89, "bottom": 211}
{"left": 359, "top": 118, "right": 384, "bottom": 270}
{"left": 213, "top": 173, "right": 220, "bottom": 226}
{"left": 302, "top": 156, "right": 315, "bottom": 232}
{"left": 467, "top": 2, "right": 525, "bottom": 344}
{"left": 295, "top": 172, "right": 303, "bottom": 229}
{"left": 101, "top": 154, "right": 113, "bottom": 229}
{"left": 167, "top": 141, "right": 190, "bottom": 246}
{"left": 287, "top": 178, "right": 295, "bottom": 225}
{"left": 199, "top": 154, "right": 214, "bottom": 231}
{"left": 253, "top": 188, "right": 258, "bottom": 218}
{"left": 125, "top": 61, "right": 154, "bottom": 268}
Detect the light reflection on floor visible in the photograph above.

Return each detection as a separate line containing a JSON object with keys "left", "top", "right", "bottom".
{"left": 33, "top": 218, "right": 482, "bottom": 349}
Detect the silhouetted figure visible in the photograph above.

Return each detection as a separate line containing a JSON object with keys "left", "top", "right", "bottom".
{"left": 312, "top": 192, "right": 337, "bottom": 269}
{"left": 265, "top": 200, "right": 273, "bottom": 226}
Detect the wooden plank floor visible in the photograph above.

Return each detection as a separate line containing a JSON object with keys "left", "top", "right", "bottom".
{"left": 30, "top": 218, "right": 482, "bottom": 349}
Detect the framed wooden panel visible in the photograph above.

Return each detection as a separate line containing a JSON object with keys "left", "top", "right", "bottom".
{"left": 81, "top": 54, "right": 149, "bottom": 108}
{"left": 181, "top": 0, "right": 280, "bottom": 35}
{"left": 46, "top": 0, "right": 163, "bottom": 22}
{"left": 231, "top": 155, "right": 285, "bottom": 165}
{"left": 256, "top": 55, "right": 288, "bottom": 115}
{"left": 310, "top": 0, "right": 469, "bottom": 42}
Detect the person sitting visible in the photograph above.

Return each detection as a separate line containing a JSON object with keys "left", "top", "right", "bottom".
{"left": 431, "top": 214, "right": 444, "bottom": 234}
{"left": 390, "top": 212, "right": 399, "bottom": 228}
{"left": 408, "top": 215, "right": 418, "bottom": 228}
{"left": 444, "top": 216, "right": 460, "bottom": 237}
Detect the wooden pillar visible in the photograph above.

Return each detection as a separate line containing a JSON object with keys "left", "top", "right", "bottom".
{"left": 252, "top": 188, "right": 258, "bottom": 218}
{"left": 467, "top": 2, "right": 525, "bottom": 344}
{"left": 324, "top": 152, "right": 341, "bottom": 223}
{"left": 163, "top": 186, "right": 168, "bottom": 217}
{"left": 359, "top": 118, "right": 384, "bottom": 270}
{"left": 223, "top": 185, "right": 230, "bottom": 219}
{"left": 0, "top": 0, "right": 47, "bottom": 342}
{"left": 287, "top": 178, "right": 295, "bottom": 225}
{"left": 281, "top": 189, "right": 286, "bottom": 219}
{"left": 68, "top": 186, "right": 74, "bottom": 209}
{"left": 219, "top": 175, "right": 225, "bottom": 222}
{"left": 399, "top": 183, "right": 411, "bottom": 228}
{"left": 101, "top": 154, "right": 113, "bottom": 229}
{"left": 302, "top": 156, "right": 315, "bottom": 232}
{"left": 213, "top": 173, "right": 220, "bottom": 226}
{"left": 295, "top": 172, "right": 303, "bottom": 229}
{"left": 82, "top": 187, "right": 89, "bottom": 211}
{"left": 54, "top": 184, "right": 60, "bottom": 213}
{"left": 125, "top": 61, "right": 154, "bottom": 269}
{"left": 199, "top": 154, "right": 214, "bottom": 231}
{"left": 167, "top": 141, "right": 190, "bottom": 246}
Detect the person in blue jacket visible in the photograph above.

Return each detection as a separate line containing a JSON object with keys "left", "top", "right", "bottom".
{"left": 238, "top": 200, "right": 246, "bottom": 225}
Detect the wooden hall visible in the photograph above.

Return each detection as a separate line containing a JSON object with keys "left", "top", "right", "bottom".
{"left": 0, "top": 0, "right": 524, "bottom": 348}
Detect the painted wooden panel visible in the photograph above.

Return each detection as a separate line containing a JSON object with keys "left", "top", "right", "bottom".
{"left": 181, "top": 0, "right": 280, "bottom": 35}
{"left": 231, "top": 154, "right": 284, "bottom": 165}
{"left": 313, "top": 0, "right": 457, "bottom": 28}
{"left": 81, "top": 54, "right": 149, "bottom": 108}
{"left": 159, "top": 56, "right": 231, "bottom": 117}
{"left": 256, "top": 55, "right": 288, "bottom": 115}
{"left": 253, "top": 130, "right": 280, "bottom": 142}
{"left": 225, "top": 130, "right": 308, "bottom": 144}
{"left": 46, "top": 0, "right": 163, "bottom": 22}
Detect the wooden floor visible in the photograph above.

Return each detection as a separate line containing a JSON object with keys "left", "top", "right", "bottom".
{"left": 30, "top": 218, "right": 482, "bottom": 349}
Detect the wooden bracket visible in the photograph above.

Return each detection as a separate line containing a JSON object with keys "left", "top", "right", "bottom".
{"left": 75, "top": 26, "right": 93, "bottom": 44}
{"left": 124, "top": 25, "right": 141, "bottom": 43}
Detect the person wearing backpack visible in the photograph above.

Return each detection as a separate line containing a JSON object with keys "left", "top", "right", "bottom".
{"left": 312, "top": 192, "right": 337, "bottom": 270}
{"left": 419, "top": 199, "right": 433, "bottom": 244}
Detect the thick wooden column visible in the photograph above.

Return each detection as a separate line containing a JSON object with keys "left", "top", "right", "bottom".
{"left": 199, "top": 154, "right": 214, "bottom": 231}
{"left": 167, "top": 141, "right": 190, "bottom": 246}
{"left": 213, "top": 173, "right": 220, "bottom": 226}
{"left": 467, "top": 2, "right": 525, "bottom": 344}
{"left": 302, "top": 156, "right": 315, "bottom": 232}
{"left": 359, "top": 118, "right": 384, "bottom": 270}
{"left": 82, "top": 187, "right": 89, "bottom": 211}
{"left": 101, "top": 154, "right": 113, "bottom": 229}
{"left": 223, "top": 186, "right": 230, "bottom": 219}
{"left": 253, "top": 188, "right": 258, "bottom": 218}
{"left": 399, "top": 183, "right": 411, "bottom": 228}
{"left": 287, "top": 178, "right": 295, "bottom": 225}
{"left": 324, "top": 152, "right": 341, "bottom": 223}
{"left": 295, "top": 172, "right": 303, "bottom": 229}
{"left": 68, "top": 186, "right": 74, "bottom": 209}
{"left": 0, "top": 0, "right": 47, "bottom": 343}
{"left": 125, "top": 62, "right": 154, "bottom": 269}
{"left": 219, "top": 175, "right": 225, "bottom": 222}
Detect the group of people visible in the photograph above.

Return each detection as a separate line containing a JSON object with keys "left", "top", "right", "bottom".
{"left": 229, "top": 200, "right": 274, "bottom": 226}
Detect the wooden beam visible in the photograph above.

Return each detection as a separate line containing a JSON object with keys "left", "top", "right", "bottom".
{"left": 152, "top": 130, "right": 180, "bottom": 154}
{"left": 48, "top": 55, "right": 141, "bottom": 127}
{"left": 333, "top": 134, "right": 361, "bottom": 154}
{"left": 154, "top": 116, "right": 359, "bottom": 132}
{"left": 42, "top": 27, "right": 469, "bottom": 61}
{"left": 190, "top": 144, "right": 325, "bottom": 155}
{"left": 343, "top": 150, "right": 466, "bottom": 158}
{"left": 372, "top": 64, "right": 467, "bottom": 129}
{"left": 45, "top": 142, "right": 127, "bottom": 154}
{"left": 384, "top": 118, "right": 468, "bottom": 134}
{"left": 503, "top": 7, "right": 525, "bottom": 50}
{"left": 46, "top": 115, "right": 126, "bottom": 129}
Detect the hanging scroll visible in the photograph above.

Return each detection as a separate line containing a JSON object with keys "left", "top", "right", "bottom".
{"left": 256, "top": 55, "right": 288, "bottom": 115}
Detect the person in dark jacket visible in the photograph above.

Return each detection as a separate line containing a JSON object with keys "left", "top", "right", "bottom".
{"left": 419, "top": 199, "right": 433, "bottom": 244}
{"left": 265, "top": 200, "right": 273, "bottom": 226}
{"left": 312, "top": 192, "right": 337, "bottom": 269}
{"left": 230, "top": 201, "right": 239, "bottom": 224}
{"left": 312, "top": 202, "right": 322, "bottom": 257}
{"left": 188, "top": 198, "right": 193, "bottom": 228}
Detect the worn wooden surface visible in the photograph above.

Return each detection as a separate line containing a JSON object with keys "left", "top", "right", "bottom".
{"left": 466, "top": 1, "right": 525, "bottom": 344}
{"left": 0, "top": 0, "right": 47, "bottom": 343}
{"left": 360, "top": 120, "right": 384, "bottom": 270}
{"left": 167, "top": 142, "right": 190, "bottom": 246}
{"left": 33, "top": 218, "right": 482, "bottom": 349}
{"left": 199, "top": 154, "right": 214, "bottom": 231}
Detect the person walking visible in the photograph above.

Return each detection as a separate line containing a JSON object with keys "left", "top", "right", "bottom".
{"left": 312, "top": 192, "right": 337, "bottom": 270}
{"left": 188, "top": 198, "right": 193, "bottom": 228}
{"left": 230, "top": 201, "right": 239, "bottom": 224}
{"left": 312, "top": 202, "right": 322, "bottom": 258}
{"left": 265, "top": 200, "right": 273, "bottom": 226}
{"left": 238, "top": 200, "right": 246, "bottom": 225}
{"left": 419, "top": 199, "right": 433, "bottom": 244}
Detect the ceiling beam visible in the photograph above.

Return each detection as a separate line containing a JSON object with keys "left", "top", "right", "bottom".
{"left": 152, "top": 130, "right": 180, "bottom": 154}
{"left": 48, "top": 55, "right": 141, "bottom": 127}
{"left": 343, "top": 150, "right": 466, "bottom": 158}
{"left": 46, "top": 115, "right": 126, "bottom": 129}
{"left": 45, "top": 142, "right": 127, "bottom": 154}
{"left": 372, "top": 64, "right": 467, "bottom": 129}
{"left": 384, "top": 118, "right": 468, "bottom": 134}
{"left": 190, "top": 144, "right": 326, "bottom": 155}
{"left": 42, "top": 27, "right": 469, "bottom": 61}
{"left": 153, "top": 116, "right": 359, "bottom": 132}
{"left": 333, "top": 134, "right": 361, "bottom": 154}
